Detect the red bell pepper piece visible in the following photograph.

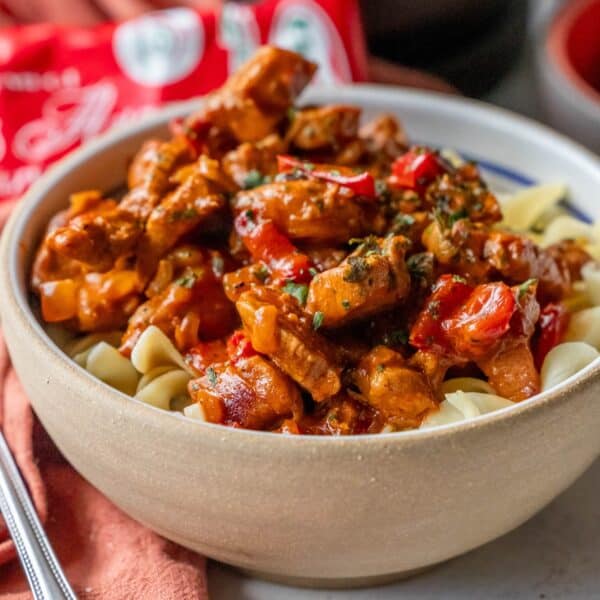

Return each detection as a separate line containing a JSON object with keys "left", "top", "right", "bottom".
{"left": 234, "top": 213, "right": 313, "bottom": 283}
{"left": 277, "top": 155, "right": 377, "bottom": 199}
{"left": 534, "top": 303, "right": 570, "bottom": 369}
{"left": 409, "top": 274, "right": 473, "bottom": 354}
{"left": 185, "top": 340, "right": 228, "bottom": 375}
{"left": 388, "top": 148, "right": 447, "bottom": 194}
{"left": 227, "top": 330, "right": 257, "bottom": 364}
{"left": 410, "top": 275, "right": 516, "bottom": 359}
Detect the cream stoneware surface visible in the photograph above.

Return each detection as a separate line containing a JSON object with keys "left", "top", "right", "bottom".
{"left": 1, "top": 86, "right": 600, "bottom": 588}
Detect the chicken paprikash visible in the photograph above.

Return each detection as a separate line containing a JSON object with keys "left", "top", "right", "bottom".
{"left": 31, "top": 46, "right": 594, "bottom": 435}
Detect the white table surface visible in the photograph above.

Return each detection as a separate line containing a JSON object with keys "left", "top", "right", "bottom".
{"left": 209, "top": 2, "right": 600, "bottom": 597}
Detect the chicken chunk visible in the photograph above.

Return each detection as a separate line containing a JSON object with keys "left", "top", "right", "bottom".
{"left": 137, "top": 158, "right": 226, "bottom": 279}
{"left": 359, "top": 113, "right": 407, "bottom": 166}
{"left": 233, "top": 179, "right": 379, "bottom": 243}
{"left": 222, "top": 134, "right": 286, "bottom": 189}
{"left": 286, "top": 105, "right": 361, "bottom": 151}
{"left": 189, "top": 354, "right": 302, "bottom": 430}
{"left": 121, "top": 135, "right": 193, "bottom": 220}
{"left": 47, "top": 199, "right": 141, "bottom": 272}
{"left": 484, "top": 230, "right": 571, "bottom": 301}
{"left": 120, "top": 251, "right": 237, "bottom": 355}
{"left": 353, "top": 346, "right": 437, "bottom": 429}
{"left": 236, "top": 286, "right": 341, "bottom": 401}
{"left": 186, "top": 46, "right": 316, "bottom": 143}
{"left": 306, "top": 235, "right": 411, "bottom": 327}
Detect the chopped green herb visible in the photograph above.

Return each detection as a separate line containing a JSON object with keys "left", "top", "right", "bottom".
{"left": 375, "top": 179, "right": 388, "bottom": 196}
{"left": 376, "top": 364, "right": 386, "bottom": 374}
{"left": 314, "top": 198, "right": 325, "bottom": 212}
{"left": 448, "top": 207, "right": 468, "bottom": 226}
{"left": 312, "top": 311, "right": 324, "bottom": 330}
{"left": 382, "top": 329, "right": 408, "bottom": 346}
{"left": 393, "top": 213, "right": 416, "bottom": 233}
{"left": 303, "top": 162, "right": 315, "bottom": 172}
{"left": 518, "top": 278, "right": 537, "bottom": 300}
{"left": 283, "top": 281, "right": 309, "bottom": 306}
{"left": 175, "top": 273, "right": 197, "bottom": 289}
{"left": 341, "top": 299, "right": 351, "bottom": 310}
{"left": 253, "top": 264, "right": 270, "bottom": 283}
{"left": 243, "top": 170, "right": 265, "bottom": 190}
{"left": 452, "top": 274, "right": 467, "bottom": 284}
{"left": 407, "top": 253, "right": 434, "bottom": 281}
{"left": 168, "top": 207, "right": 198, "bottom": 222}
{"left": 287, "top": 106, "right": 297, "bottom": 122}
{"left": 309, "top": 267, "right": 318, "bottom": 277}
{"left": 206, "top": 367, "right": 218, "bottom": 387}
{"left": 343, "top": 256, "right": 370, "bottom": 283}
{"left": 244, "top": 209, "right": 255, "bottom": 221}
{"left": 329, "top": 169, "right": 341, "bottom": 176}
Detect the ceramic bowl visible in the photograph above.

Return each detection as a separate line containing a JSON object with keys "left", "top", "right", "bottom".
{"left": 1, "top": 86, "right": 600, "bottom": 588}
{"left": 536, "top": 0, "right": 600, "bottom": 152}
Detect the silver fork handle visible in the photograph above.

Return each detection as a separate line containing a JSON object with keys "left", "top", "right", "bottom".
{"left": 0, "top": 431, "right": 77, "bottom": 599}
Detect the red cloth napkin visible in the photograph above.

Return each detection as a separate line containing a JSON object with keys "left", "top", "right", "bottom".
{"left": 0, "top": 201, "right": 209, "bottom": 599}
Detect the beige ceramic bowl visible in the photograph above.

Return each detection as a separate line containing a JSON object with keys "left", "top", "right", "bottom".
{"left": 1, "top": 86, "right": 600, "bottom": 588}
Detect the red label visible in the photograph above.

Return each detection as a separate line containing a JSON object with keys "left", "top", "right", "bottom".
{"left": 0, "top": 0, "right": 367, "bottom": 200}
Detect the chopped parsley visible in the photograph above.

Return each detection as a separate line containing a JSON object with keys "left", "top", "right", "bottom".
{"left": 382, "top": 329, "right": 409, "bottom": 347}
{"left": 206, "top": 367, "right": 218, "bottom": 387}
{"left": 168, "top": 207, "right": 198, "bottom": 222}
{"left": 253, "top": 264, "right": 270, "bottom": 283}
{"left": 309, "top": 267, "right": 318, "bottom": 277}
{"left": 175, "top": 273, "right": 197, "bottom": 289}
{"left": 341, "top": 299, "right": 351, "bottom": 310}
{"left": 518, "top": 278, "right": 537, "bottom": 300}
{"left": 244, "top": 209, "right": 255, "bottom": 221}
{"left": 376, "top": 364, "right": 386, "bottom": 374}
{"left": 243, "top": 170, "right": 265, "bottom": 190}
{"left": 407, "top": 253, "right": 434, "bottom": 281}
{"left": 343, "top": 256, "right": 370, "bottom": 283}
{"left": 283, "top": 281, "right": 309, "bottom": 306}
{"left": 312, "top": 311, "right": 324, "bottom": 330}
{"left": 392, "top": 213, "right": 416, "bottom": 233}
{"left": 448, "top": 207, "right": 468, "bottom": 226}
{"left": 452, "top": 274, "right": 467, "bottom": 284}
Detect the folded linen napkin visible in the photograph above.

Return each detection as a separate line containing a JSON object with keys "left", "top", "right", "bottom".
{"left": 0, "top": 200, "right": 209, "bottom": 599}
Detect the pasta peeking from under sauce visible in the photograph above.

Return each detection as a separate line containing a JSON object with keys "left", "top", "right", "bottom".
{"left": 35, "top": 46, "right": 600, "bottom": 435}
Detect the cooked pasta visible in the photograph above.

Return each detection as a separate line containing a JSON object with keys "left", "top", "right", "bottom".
{"left": 501, "top": 182, "right": 566, "bottom": 232}
{"left": 540, "top": 342, "right": 600, "bottom": 391}
{"left": 84, "top": 342, "right": 139, "bottom": 396}
{"left": 421, "top": 392, "right": 513, "bottom": 428}
{"left": 32, "top": 45, "right": 600, "bottom": 435}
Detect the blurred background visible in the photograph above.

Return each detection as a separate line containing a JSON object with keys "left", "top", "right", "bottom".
{"left": 0, "top": 0, "right": 600, "bottom": 190}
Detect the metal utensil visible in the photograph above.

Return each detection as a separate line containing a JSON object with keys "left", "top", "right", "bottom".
{"left": 0, "top": 430, "right": 77, "bottom": 599}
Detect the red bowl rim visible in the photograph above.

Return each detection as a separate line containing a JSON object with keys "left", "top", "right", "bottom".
{"left": 546, "top": 0, "right": 600, "bottom": 105}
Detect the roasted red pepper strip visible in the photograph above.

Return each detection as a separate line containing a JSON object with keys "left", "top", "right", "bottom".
{"left": 227, "top": 330, "right": 257, "bottom": 363}
{"left": 388, "top": 148, "right": 447, "bottom": 194}
{"left": 234, "top": 213, "right": 314, "bottom": 283}
{"left": 277, "top": 155, "right": 377, "bottom": 198}
{"left": 534, "top": 303, "right": 570, "bottom": 370}
{"left": 410, "top": 275, "right": 516, "bottom": 358}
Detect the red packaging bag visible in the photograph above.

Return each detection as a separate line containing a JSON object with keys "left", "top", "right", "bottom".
{"left": 0, "top": 0, "right": 368, "bottom": 201}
